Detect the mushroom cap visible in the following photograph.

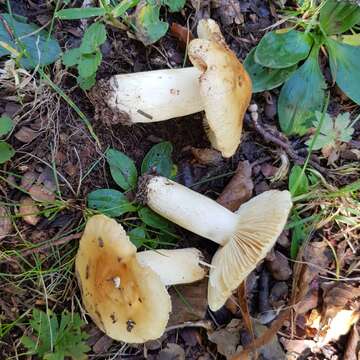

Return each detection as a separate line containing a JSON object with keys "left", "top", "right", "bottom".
{"left": 75, "top": 214, "right": 171, "bottom": 343}
{"left": 208, "top": 190, "right": 292, "bottom": 311}
{"left": 188, "top": 19, "right": 252, "bottom": 158}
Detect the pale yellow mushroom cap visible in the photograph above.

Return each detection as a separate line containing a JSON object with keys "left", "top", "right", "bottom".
{"left": 75, "top": 214, "right": 171, "bottom": 343}
{"left": 208, "top": 190, "right": 292, "bottom": 311}
{"left": 188, "top": 19, "right": 252, "bottom": 158}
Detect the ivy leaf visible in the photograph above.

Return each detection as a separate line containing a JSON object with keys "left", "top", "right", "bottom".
{"left": 288, "top": 165, "right": 309, "bottom": 197}
{"left": 0, "top": 141, "right": 15, "bottom": 163}
{"left": 326, "top": 38, "right": 360, "bottom": 105}
{"left": 161, "top": 0, "right": 185, "bottom": 12}
{"left": 87, "top": 189, "right": 136, "bottom": 217}
{"left": 254, "top": 29, "right": 313, "bottom": 69}
{"left": 141, "top": 141, "right": 173, "bottom": 177}
{"left": 79, "top": 22, "right": 107, "bottom": 54}
{"left": 244, "top": 48, "right": 297, "bottom": 93}
{"left": 306, "top": 111, "right": 355, "bottom": 150}
{"left": 56, "top": 7, "right": 106, "bottom": 20}
{"left": 0, "top": 13, "right": 61, "bottom": 69}
{"left": 320, "top": 0, "right": 360, "bottom": 35}
{"left": 134, "top": 3, "right": 169, "bottom": 45}
{"left": 278, "top": 45, "right": 326, "bottom": 135}
{"left": 0, "top": 115, "right": 13, "bottom": 136}
{"left": 106, "top": 148, "right": 138, "bottom": 191}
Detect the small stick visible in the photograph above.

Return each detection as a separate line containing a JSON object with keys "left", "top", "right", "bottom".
{"left": 166, "top": 320, "right": 214, "bottom": 332}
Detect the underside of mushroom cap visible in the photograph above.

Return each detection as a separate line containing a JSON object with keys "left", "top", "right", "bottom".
{"left": 188, "top": 19, "right": 252, "bottom": 158}
{"left": 75, "top": 215, "right": 171, "bottom": 343}
{"left": 208, "top": 190, "right": 292, "bottom": 311}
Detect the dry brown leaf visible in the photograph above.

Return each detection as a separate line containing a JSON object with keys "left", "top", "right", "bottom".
{"left": 191, "top": 147, "right": 223, "bottom": 165}
{"left": 217, "top": 161, "right": 253, "bottom": 211}
{"left": 344, "top": 325, "right": 359, "bottom": 360}
{"left": 212, "top": 0, "right": 243, "bottom": 25}
{"left": 167, "top": 278, "right": 208, "bottom": 327}
{"left": 208, "top": 319, "right": 242, "bottom": 359}
{"left": 19, "top": 197, "right": 40, "bottom": 226}
{"left": 280, "top": 338, "right": 315, "bottom": 359}
{"left": 170, "top": 23, "right": 194, "bottom": 48}
{"left": 29, "top": 184, "right": 55, "bottom": 202}
{"left": 0, "top": 206, "right": 12, "bottom": 240}
{"left": 20, "top": 171, "right": 37, "bottom": 191}
{"left": 14, "top": 126, "right": 38, "bottom": 143}
{"left": 158, "top": 343, "right": 185, "bottom": 360}
{"left": 265, "top": 250, "right": 292, "bottom": 281}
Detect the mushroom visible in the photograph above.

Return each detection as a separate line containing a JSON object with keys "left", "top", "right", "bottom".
{"left": 137, "top": 176, "right": 292, "bottom": 311}
{"left": 75, "top": 214, "right": 205, "bottom": 343}
{"left": 91, "top": 19, "right": 252, "bottom": 158}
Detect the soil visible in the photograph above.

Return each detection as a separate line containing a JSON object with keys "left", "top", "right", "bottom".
{"left": 0, "top": 1, "right": 359, "bottom": 359}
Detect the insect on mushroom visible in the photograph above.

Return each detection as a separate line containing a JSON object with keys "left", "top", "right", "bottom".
{"left": 91, "top": 19, "right": 252, "bottom": 158}
{"left": 75, "top": 214, "right": 206, "bottom": 343}
{"left": 137, "top": 176, "right": 292, "bottom": 311}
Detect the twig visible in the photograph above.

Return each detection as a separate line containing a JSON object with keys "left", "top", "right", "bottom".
{"left": 165, "top": 320, "right": 214, "bottom": 332}
{"left": 251, "top": 115, "right": 328, "bottom": 174}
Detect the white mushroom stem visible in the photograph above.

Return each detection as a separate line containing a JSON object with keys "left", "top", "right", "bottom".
{"left": 143, "top": 177, "right": 239, "bottom": 245}
{"left": 136, "top": 248, "right": 206, "bottom": 286}
{"left": 106, "top": 67, "right": 203, "bottom": 123}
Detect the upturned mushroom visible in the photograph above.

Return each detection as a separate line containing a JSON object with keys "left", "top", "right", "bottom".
{"left": 75, "top": 214, "right": 205, "bottom": 343}
{"left": 91, "top": 19, "right": 252, "bottom": 158}
{"left": 137, "top": 176, "right": 292, "bottom": 311}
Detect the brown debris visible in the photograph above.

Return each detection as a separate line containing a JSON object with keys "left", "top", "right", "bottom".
{"left": 211, "top": 0, "right": 243, "bottom": 25}
{"left": 19, "top": 197, "right": 40, "bottom": 225}
{"left": 191, "top": 147, "right": 223, "bottom": 165}
{"left": 265, "top": 250, "right": 292, "bottom": 281}
{"left": 216, "top": 161, "right": 253, "bottom": 211}
{"left": 170, "top": 23, "right": 194, "bottom": 48}
{"left": 0, "top": 206, "right": 12, "bottom": 240}
{"left": 29, "top": 184, "right": 56, "bottom": 202}
{"left": 344, "top": 325, "right": 359, "bottom": 360}
{"left": 14, "top": 126, "right": 38, "bottom": 143}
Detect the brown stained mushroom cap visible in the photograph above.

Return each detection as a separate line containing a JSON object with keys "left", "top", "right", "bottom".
{"left": 208, "top": 190, "right": 292, "bottom": 311}
{"left": 188, "top": 19, "right": 252, "bottom": 158}
{"left": 75, "top": 215, "right": 171, "bottom": 343}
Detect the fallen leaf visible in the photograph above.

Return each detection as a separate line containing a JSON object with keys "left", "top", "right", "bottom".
{"left": 191, "top": 147, "right": 222, "bottom": 165}
{"left": 208, "top": 319, "right": 241, "bottom": 359}
{"left": 20, "top": 171, "right": 37, "bottom": 191}
{"left": 92, "top": 334, "right": 113, "bottom": 354}
{"left": 19, "top": 197, "right": 40, "bottom": 225}
{"left": 29, "top": 184, "right": 56, "bottom": 202}
{"left": 14, "top": 126, "right": 38, "bottom": 143}
{"left": 344, "top": 325, "right": 359, "bottom": 360}
{"left": 212, "top": 0, "right": 243, "bottom": 25}
{"left": 167, "top": 278, "right": 208, "bottom": 327}
{"left": 217, "top": 161, "right": 254, "bottom": 211}
{"left": 265, "top": 250, "right": 292, "bottom": 281}
{"left": 158, "top": 343, "right": 185, "bottom": 360}
{"left": 170, "top": 23, "right": 194, "bottom": 48}
{"left": 0, "top": 206, "right": 12, "bottom": 240}
{"left": 280, "top": 338, "right": 315, "bottom": 359}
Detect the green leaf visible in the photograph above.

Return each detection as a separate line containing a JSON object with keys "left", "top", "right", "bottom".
{"left": 244, "top": 48, "right": 297, "bottom": 93}
{"left": 129, "top": 227, "right": 147, "bottom": 248}
{"left": 326, "top": 38, "right": 360, "bottom": 105}
{"left": 288, "top": 165, "right": 309, "bottom": 197}
{"left": 56, "top": 7, "right": 106, "bottom": 20}
{"left": 290, "top": 213, "right": 305, "bottom": 259}
{"left": 62, "top": 48, "right": 81, "bottom": 67}
{"left": 77, "top": 74, "right": 96, "bottom": 90}
{"left": 339, "top": 33, "right": 360, "bottom": 46}
{"left": 106, "top": 148, "right": 138, "bottom": 191}
{"left": 320, "top": 0, "right": 360, "bottom": 35}
{"left": 112, "top": 0, "right": 140, "bottom": 17}
{"left": 0, "top": 13, "right": 61, "bottom": 69}
{"left": 78, "top": 52, "right": 102, "bottom": 78}
{"left": 0, "top": 115, "right": 13, "bottom": 136}
{"left": 138, "top": 207, "right": 175, "bottom": 232}
{"left": 254, "top": 29, "right": 313, "bottom": 69}
{"left": 0, "top": 141, "right": 15, "bottom": 163}
{"left": 79, "top": 22, "right": 107, "bottom": 54}
{"left": 306, "top": 111, "right": 355, "bottom": 150}
{"left": 87, "top": 189, "right": 136, "bottom": 217}
{"left": 141, "top": 141, "right": 173, "bottom": 177}
{"left": 278, "top": 45, "right": 326, "bottom": 135}
{"left": 161, "top": 0, "right": 185, "bottom": 12}
{"left": 134, "top": 3, "right": 169, "bottom": 45}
